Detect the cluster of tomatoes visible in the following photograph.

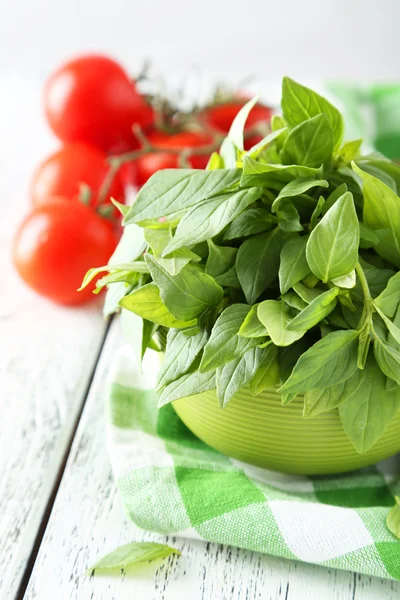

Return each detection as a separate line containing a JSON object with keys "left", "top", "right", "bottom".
{"left": 12, "top": 53, "right": 272, "bottom": 306}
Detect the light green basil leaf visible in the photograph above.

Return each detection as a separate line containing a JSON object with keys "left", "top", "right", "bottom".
{"left": 236, "top": 228, "right": 286, "bottom": 304}
{"left": 124, "top": 168, "right": 241, "bottom": 224}
{"left": 279, "top": 329, "right": 360, "bottom": 396}
{"left": 158, "top": 368, "right": 216, "bottom": 407}
{"left": 157, "top": 328, "right": 208, "bottom": 389}
{"left": 282, "top": 77, "right": 344, "bottom": 149}
{"left": 373, "top": 303, "right": 400, "bottom": 345}
{"left": 206, "top": 152, "right": 224, "bottom": 170}
{"left": 282, "top": 290, "right": 308, "bottom": 311}
{"left": 276, "top": 203, "right": 303, "bottom": 232}
{"left": 279, "top": 236, "right": 311, "bottom": 294}
{"left": 389, "top": 305, "right": 400, "bottom": 351}
{"left": 145, "top": 254, "right": 223, "bottom": 322}
{"left": 214, "top": 266, "right": 241, "bottom": 288}
{"left": 145, "top": 228, "right": 201, "bottom": 276}
{"left": 258, "top": 300, "right": 306, "bottom": 346}
{"left": 238, "top": 304, "right": 268, "bottom": 338}
{"left": 336, "top": 139, "right": 363, "bottom": 163}
{"left": 228, "top": 97, "right": 258, "bottom": 151}
{"left": 357, "top": 325, "right": 371, "bottom": 369}
{"left": 306, "top": 191, "right": 359, "bottom": 282}
{"left": 322, "top": 182, "right": 348, "bottom": 215}
{"left": 374, "top": 272, "right": 400, "bottom": 318}
{"left": 249, "top": 345, "right": 280, "bottom": 395}
{"left": 304, "top": 367, "right": 364, "bottom": 417}
{"left": 309, "top": 196, "right": 325, "bottom": 231}
{"left": 355, "top": 162, "right": 397, "bottom": 192}
{"left": 351, "top": 259, "right": 395, "bottom": 306}
{"left": 219, "top": 137, "right": 237, "bottom": 168}
{"left": 163, "top": 187, "right": 262, "bottom": 254}
{"left": 339, "top": 356, "right": 400, "bottom": 452}
{"left": 87, "top": 542, "right": 181, "bottom": 575}
{"left": 357, "top": 157, "right": 400, "bottom": 192}
{"left": 353, "top": 163, "right": 400, "bottom": 267}
{"left": 292, "top": 282, "right": 324, "bottom": 304}
{"left": 205, "top": 240, "right": 237, "bottom": 278}
{"left": 200, "top": 304, "right": 259, "bottom": 372}
{"left": 281, "top": 114, "right": 334, "bottom": 168}
{"left": 386, "top": 497, "right": 400, "bottom": 540}
{"left": 120, "top": 283, "right": 196, "bottom": 328}
{"left": 241, "top": 154, "right": 323, "bottom": 187}
{"left": 224, "top": 208, "right": 274, "bottom": 240}
{"left": 271, "top": 178, "right": 329, "bottom": 213}
{"left": 247, "top": 128, "right": 287, "bottom": 157}
{"left": 331, "top": 270, "right": 356, "bottom": 289}
{"left": 287, "top": 287, "right": 339, "bottom": 332}
{"left": 373, "top": 336, "right": 400, "bottom": 385}
{"left": 216, "top": 346, "right": 264, "bottom": 407}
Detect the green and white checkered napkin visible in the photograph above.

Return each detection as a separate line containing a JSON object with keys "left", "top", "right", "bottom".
{"left": 106, "top": 343, "right": 400, "bottom": 581}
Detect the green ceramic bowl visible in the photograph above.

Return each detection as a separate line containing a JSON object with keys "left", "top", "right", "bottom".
{"left": 173, "top": 386, "right": 400, "bottom": 475}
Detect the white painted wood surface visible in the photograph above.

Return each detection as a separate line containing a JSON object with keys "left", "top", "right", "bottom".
{"left": 24, "top": 320, "right": 400, "bottom": 600}
{"left": 0, "top": 77, "right": 109, "bottom": 599}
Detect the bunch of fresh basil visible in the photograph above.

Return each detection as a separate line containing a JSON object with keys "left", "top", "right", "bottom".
{"left": 83, "top": 77, "right": 400, "bottom": 453}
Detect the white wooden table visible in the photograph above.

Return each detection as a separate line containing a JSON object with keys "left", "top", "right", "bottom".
{"left": 2, "top": 76, "right": 400, "bottom": 600}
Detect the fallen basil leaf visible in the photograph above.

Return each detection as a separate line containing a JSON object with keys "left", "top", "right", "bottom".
{"left": 86, "top": 542, "right": 181, "bottom": 575}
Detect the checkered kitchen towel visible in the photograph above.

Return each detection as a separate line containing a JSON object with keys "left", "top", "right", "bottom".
{"left": 106, "top": 343, "right": 400, "bottom": 581}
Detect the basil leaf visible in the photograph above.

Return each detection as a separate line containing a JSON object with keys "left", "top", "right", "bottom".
{"left": 282, "top": 290, "right": 308, "bottom": 311}
{"left": 206, "top": 152, "right": 224, "bottom": 170}
{"left": 205, "top": 240, "right": 237, "bottom": 278}
{"left": 303, "top": 368, "right": 364, "bottom": 417}
{"left": 120, "top": 283, "right": 196, "bottom": 328}
{"left": 214, "top": 266, "right": 241, "bottom": 288}
{"left": 247, "top": 128, "right": 287, "bottom": 157}
{"left": 236, "top": 228, "right": 286, "bottom": 304}
{"left": 241, "top": 154, "right": 323, "bottom": 187}
{"left": 145, "top": 229, "right": 201, "bottom": 276}
{"left": 281, "top": 114, "right": 334, "bottom": 168}
{"left": 292, "top": 282, "right": 324, "bottom": 304}
{"left": 331, "top": 270, "right": 356, "bottom": 289}
{"left": 287, "top": 287, "right": 339, "bottom": 332}
{"left": 374, "top": 272, "right": 400, "bottom": 318}
{"left": 353, "top": 163, "right": 400, "bottom": 267}
{"left": 238, "top": 304, "right": 268, "bottom": 338}
{"left": 373, "top": 303, "right": 400, "bottom": 345}
{"left": 322, "top": 182, "right": 348, "bottom": 215}
{"left": 389, "top": 305, "right": 400, "bottom": 351}
{"left": 200, "top": 304, "right": 259, "bottom": 372}
{"left": 145, "top": 254, "right": 223, "bottom": 322}
{"left": 339, "top": 356, "right": 400, "bottom": 452}
{"left": 164, "top": 187, "right": 262, "bottom": 254}
{"left": 124, "top": 168, "right": 241, "bottom": 224}
{"left": 272, "top": 178, "right": 329, "bottom": 213}
{"left": 336, "top": 139, "right": 363, "bottom": 163}
{"left": 142, "top": 320, "right": 159, "bottom": 359}
{"left": 282, "top": 77, "right": 344, "bottom": 149}
{"left": 157, "top": 328, "right": 208, "bottom": 389}
{"left": 224, "top": 208, "right": 274, "bottom": 240}
{"left": 158, "top": 368, "right": 216, "bottom": 407}
{"left": 258, "top": 300, "right": 306, "bottom": 346}
{"left": 279, "top": 329, "right": 359, "bottom": 396}
{"left": 276, "top": 203, "right": 303, "bottom": 233}
{"left": 355, "top": 162, "right": 397, "bottom": 192}
{"left": 249, "top": 345, "right": 280, "bottom": 395}
{"left": 357, "top": 157, "right": 400, "bottom": 192}
{"left": 278, "top": 338, "right": 309, "bottom": 384}
{"left": 359, "top": 223, "right": 379, "bottom": 249}
{"left": 219, "top": 137, "right": 237, "bottom": 168}
{"left": 216, "top": 346, "right": 265, "bottom": 407}
{"left": 279, "top": 236, "right": 311, "bottom": 294}
{"left": 373, "top": 336, "right": 400, "bottom": 385}
{"left": 228, "top": 97, "right": 258, "bottom": 150}
{"left": 87, "top": 542, "right": 181, "bottom": 575}
{"left": 306, "top": 191, "right": 359, "bottom": 282}
{"left": 386, "top": 497, "right": 400, "bottom": 540}
{"left": 309, "top": 196, "right": 325, "bottom": 231}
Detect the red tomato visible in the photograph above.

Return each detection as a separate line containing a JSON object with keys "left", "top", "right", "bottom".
{"left": 30, "top": 142, "right": 125, "bottom": 209}
{"left": 13, "top": 199, "right": 117, "bottom": 305}
{"left": 203, "top": 101, "right": 272, "bottom": 134}
{"left": 44, "top": 54, "right": 153, "bottom": 152}
{"left": 129, "top": 130, "right": 214, "bottom": 187}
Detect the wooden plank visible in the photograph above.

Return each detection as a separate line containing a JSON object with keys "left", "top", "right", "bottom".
{"left": 0, "top": 76, "right": 109, "bottom": 599}
{"left": 24, "top": 320, "right": 400, "bottom": 600}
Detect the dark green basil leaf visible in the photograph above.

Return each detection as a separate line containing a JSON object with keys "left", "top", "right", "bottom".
{"left": 236, "top": 228, "right": 286, "bottom": 304}
{"left": 354, "top": 163, "right": 400, "bottom": 267}
{"left": 200, "top": 304, "right": 259, "bottom": 372}
{"left": 120, "top": 283, "right": 196, "bottom": 328}
{"left": 87, "top": 542, "right": 181, "bottom": 575}
{"left": 145, "top": 254, "right": 223, "bottom": 322}
{"left": 374, "top": 272, "right": 400, "bottom": 318}
{"left": 373, "top": 336, "right": 400, "bottom": 385}
{"left": 322, "top": 182, "right": 348, "bottom": 215}
{"left": 214, "top": 266, "right": 241, "bottom": 288}
{"left": 306, "top": 191, "right": 359, "bottom": 282}
{"left": 224, "top": 208, "right": 274, "bottom": 240}
{"left": 281, "top": 114, "right": 334, "bottom": 168}
{"left": 279, "top": 329, "right": 359, "bottom": 396}
{"left": 163, "top": 187, "right": 262, "bottom": 254}
{"left": 205, "top": 240, "right": 237, "bottom": 278}
{"left": 282, "top": 77, "right": 344, "bottom": 149}
{"left": 359, "top": 223, "right": 379, "bottom": 249}
{"left": 249, "top": 345, "right": 280, "bottom": 395}
{"left": 157, "top": 328, "right": 208, "bottom": 389}
{"left": 339, "top": 356, "right": 400, "bottom": 452}
{"left": 271, "top": 178, "right": 329, "bottom": 213}
{"left": 216, "top": 346, "right": 265, "bottom": 407}
{"left": 258, "top": 300, "right": 306, "bottom": 346}
{"left": 373, "top": 304, "right": 400, "bottom": 345}
{"left": 158, "top": 368, "right": 216, "bottom": 407}
{"left": 124, "top": 168, "right": 241, "bottom": 224}
{"left": 287, "top": 287, "right": 339, "bottom": 332}
{"left": 279, "top": 236, "right": 311, "bottom": 294}
{"left": 276, "top": 203, "right": 303, "bottom": 232}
